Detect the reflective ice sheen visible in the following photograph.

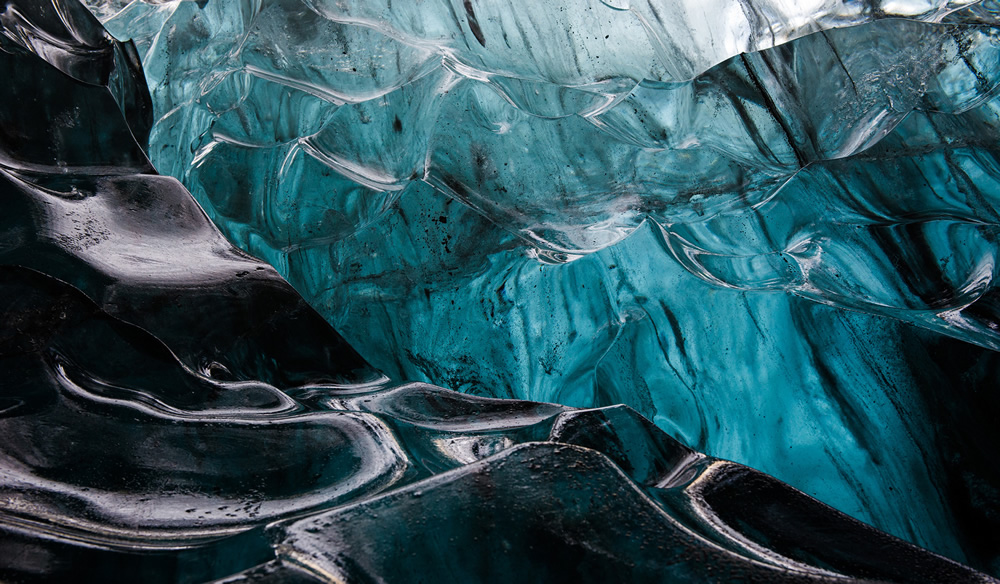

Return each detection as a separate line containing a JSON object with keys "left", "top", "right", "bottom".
{"left": 6, "top": 0, "right": 984, "bottom": 578}
{"left": 78, "top": 0, "right": 1000, "bottom": 574}
{"left": 5, "top": 4, "right": 996, "bottom": 581}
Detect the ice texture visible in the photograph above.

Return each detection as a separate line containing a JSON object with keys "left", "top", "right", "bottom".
{"left": 5, "top": 3, "right": 998, "bottom": 581}
{"left": 75, "top": 0, "right": 1000, "bottom": 576}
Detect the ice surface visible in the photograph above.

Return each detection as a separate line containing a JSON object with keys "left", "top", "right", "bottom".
{"left": 0, "top": 0, "right": 990, "bottom": 578}
{"left": 75, "top": 0, "right": 1000, "bottom": 572}
{"left": 3, "top": 6, "right": 993, "bottom": 580}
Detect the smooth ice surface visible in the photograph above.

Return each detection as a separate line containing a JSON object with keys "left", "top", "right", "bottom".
{"left": 4, "top": 3, "right": 997, "bottom": 582}
{"left": 81, "top": 0, "right": 1000, "bottom": 573}
{"left": 69, "top": 0, "right": 1000, "bottom": 572}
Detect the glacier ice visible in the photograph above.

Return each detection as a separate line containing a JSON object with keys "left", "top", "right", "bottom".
{"left": 77, "top": 0, "right": 1000, "bottom": 574}
{"left": 1, "top": 0, "right": 999, "bottom": 581}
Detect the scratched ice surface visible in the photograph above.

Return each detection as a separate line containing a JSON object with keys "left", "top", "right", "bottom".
{"left": 0, "top": 0, "right": 984, "bottom": 579}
